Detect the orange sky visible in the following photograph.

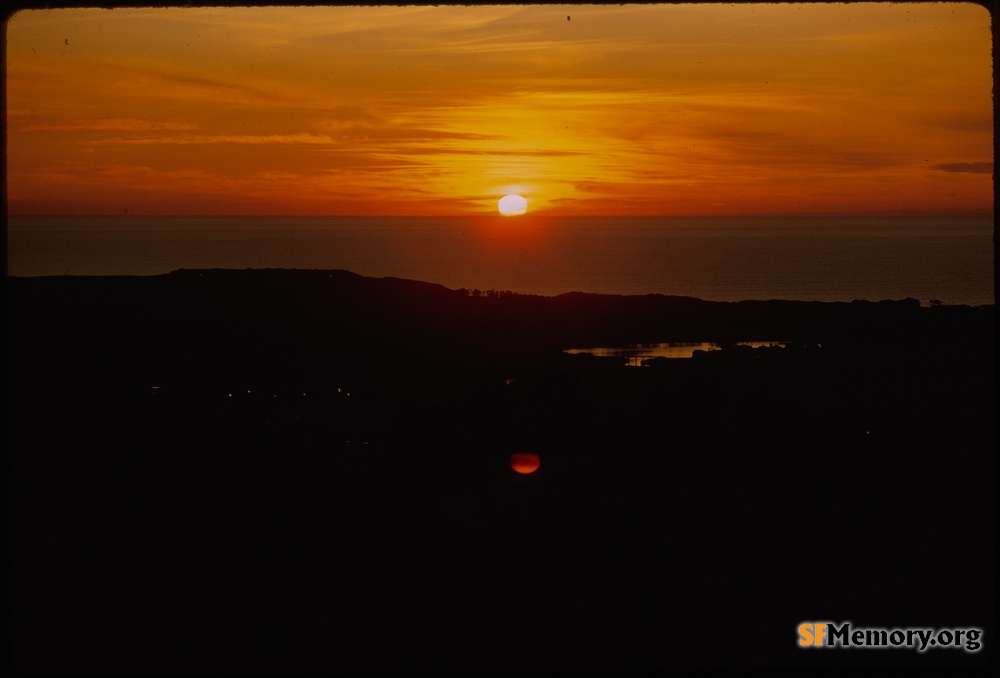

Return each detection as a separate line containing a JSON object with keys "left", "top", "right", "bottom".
{"left": 4, "top": 3, "right": 994, "bottom": 217}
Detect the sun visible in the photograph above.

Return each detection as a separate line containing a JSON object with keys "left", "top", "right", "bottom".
{"left": 498, "top": 194, "right": 528, "bottom": 216}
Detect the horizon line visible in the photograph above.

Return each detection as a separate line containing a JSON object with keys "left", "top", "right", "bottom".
{"left": 6, "top": 211, "right": 995, "bottom": 219}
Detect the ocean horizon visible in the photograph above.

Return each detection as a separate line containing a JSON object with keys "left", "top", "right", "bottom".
{"left": 7, "top": 215, "right": 994, "bottom": 306}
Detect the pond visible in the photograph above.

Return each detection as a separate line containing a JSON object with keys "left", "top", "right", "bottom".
{"left": 565, "top": 342, "right": 787, "bottom": 363}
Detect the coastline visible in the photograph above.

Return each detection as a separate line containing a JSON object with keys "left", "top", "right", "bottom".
{"left": 7, "top": 214, "right": 994, "bottom": 306}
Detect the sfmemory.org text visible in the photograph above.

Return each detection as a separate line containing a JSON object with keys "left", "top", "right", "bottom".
{"left": 798, "top": 622, "right": 983, "bottom": 652}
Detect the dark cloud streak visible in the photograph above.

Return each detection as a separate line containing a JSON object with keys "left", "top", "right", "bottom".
{"left": 930, "top": 161, "right": 993, "bottom": 174}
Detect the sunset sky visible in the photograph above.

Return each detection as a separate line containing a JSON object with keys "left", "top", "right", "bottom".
{"left": 4, "top": 2, "right": 994, "bottom": 217}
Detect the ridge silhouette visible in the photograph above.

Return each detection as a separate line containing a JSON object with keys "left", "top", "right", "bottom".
{"left": 8, "top": 269, "right": 994, "bottom": 672}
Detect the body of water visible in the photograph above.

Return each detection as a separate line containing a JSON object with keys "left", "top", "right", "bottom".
{"left": 566, "top": 341, "right": 787, "bottom": 362}
{"left": 6, "top": 215, "right": 994, "bottom": 305}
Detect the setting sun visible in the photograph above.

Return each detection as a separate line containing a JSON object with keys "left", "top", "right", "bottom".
{"left": 498, "top": 194, "right": 528, "bottom": 216}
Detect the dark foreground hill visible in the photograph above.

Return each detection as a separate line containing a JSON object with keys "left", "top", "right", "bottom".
{"left": 7, "top": 269, "right": 995, "bottom": 673}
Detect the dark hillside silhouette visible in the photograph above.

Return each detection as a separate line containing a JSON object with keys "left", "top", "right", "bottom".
{"left": 7, "top": 269, "right": 994, "bottom": 673}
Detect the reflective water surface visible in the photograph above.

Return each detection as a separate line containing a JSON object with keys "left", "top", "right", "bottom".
{"left": 565, "top": 341, "right": 787, "bottom": 362}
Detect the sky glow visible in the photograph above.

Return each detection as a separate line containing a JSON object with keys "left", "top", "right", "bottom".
{"left": 4, "top": 3, "right": 993, "bottom": 216}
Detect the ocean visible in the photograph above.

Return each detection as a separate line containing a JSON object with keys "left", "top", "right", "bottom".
{"left": 6, "top": 215, "right": 994, "bottom": 305}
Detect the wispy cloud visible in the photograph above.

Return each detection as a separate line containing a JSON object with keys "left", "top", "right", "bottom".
{"left": 22, "top": 119, "right": 201, "bottom": 132}
{"left": 99, "top": 132, "right": 338, "bottom": 146}
{"left": 931, "top": 162, "right": 993, "bottom": 174}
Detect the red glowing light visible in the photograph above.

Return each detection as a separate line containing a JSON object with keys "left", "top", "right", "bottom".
{"left": 511, "top": 452, "right": 540, "bottom": 474}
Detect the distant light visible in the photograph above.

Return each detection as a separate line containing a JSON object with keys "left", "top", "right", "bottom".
{"left": 511, "top": 452, "right": 541, "bottom": 474}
